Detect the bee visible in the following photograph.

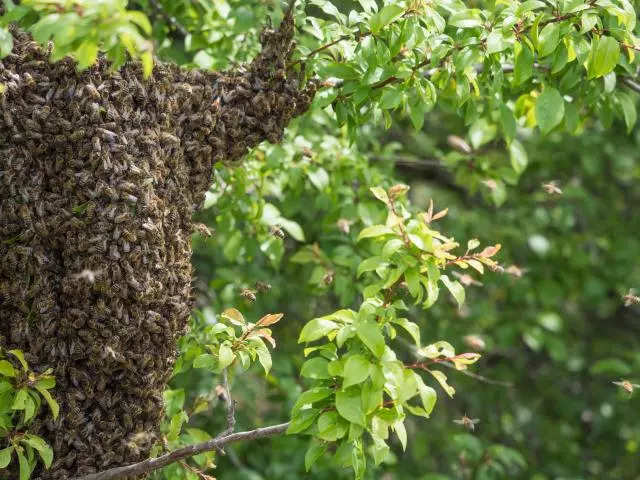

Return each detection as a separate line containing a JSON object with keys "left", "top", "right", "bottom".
{"left": 454, "top": 414, "right": 480, "bottom": 431}
{"left": 505, "top": 265, "right": 527, "bottom": 278}
{"left": 240, "top": 288, "right": 257, "bottom": 302}
{"left": 269, "top": 224, "right": 285, "bottom": 239}
{"left": 542, "top": 181, "right": 563, "bottom": 195}
{"left": 623, "top": 289, "right": 640, "bottom": 307}
{"left": 323, "top": 270, "right": 334, "bottom": 286}
{"left": 613, "top": 379, "right": 640, "bottom": 395}
{"left": 452, "top": 271, "right": 483, "bottom": 287}
{"left": 462, "top": 334, "right": 486, "bottom": 351}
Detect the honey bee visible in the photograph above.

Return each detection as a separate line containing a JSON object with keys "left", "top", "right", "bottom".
{"left": 454, "top": 414, "right": 480, "bottom": 431}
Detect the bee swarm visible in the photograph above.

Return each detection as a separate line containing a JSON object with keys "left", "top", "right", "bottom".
{"left": 0, "top": 9, "right": 315, "bottom": 479}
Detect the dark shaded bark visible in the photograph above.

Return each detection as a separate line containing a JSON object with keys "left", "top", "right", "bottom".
{"left": 0, "top": 8, "right": 315, "bottom": 478}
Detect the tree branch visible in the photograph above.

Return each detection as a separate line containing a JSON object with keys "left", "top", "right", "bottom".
{"left": 72, "top": 423, "right": 290, "bottom": 480}
{"left": 622, "top": 77, "right": 640, "bottom": 94}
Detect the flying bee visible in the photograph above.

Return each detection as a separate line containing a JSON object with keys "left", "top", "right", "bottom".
{"left": 323, "top": 270, "right": 334, "bottom": 286}
{"left": 240, "top": 288, "right": 257, "bottom": 302}
{"left": 505, "top": 264, "right": 527, "bottom": 278}
{"left": 452, "top": 271, "right": 483, "bottom": 287}
{"left": 542, "top": 181, "right": 563, "bottom": 195}
{"left": 612, "top": 379, "right": 640, "bottom": 395}
{"left": 193, "top": 223, "right": 213, "bottom": 237}
{"left": 623, "top": 289, "right": 640, "bottom": 307}
{"left": 269, "top": 224, "right": 285, "bottom": 239}
{"left": 255, "top": 281, "right": 271, "bottom": 293}
{"left": 454, "top": 414, "right": 480, "bottom": 431}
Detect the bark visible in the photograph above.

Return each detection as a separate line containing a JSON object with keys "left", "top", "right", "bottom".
{"left": 0, "top": 8, "right": 315, "bottom": 478}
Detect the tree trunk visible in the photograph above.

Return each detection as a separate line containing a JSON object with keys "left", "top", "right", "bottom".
{"left": 0, "top": 10, "right": 315, "bottom": 478}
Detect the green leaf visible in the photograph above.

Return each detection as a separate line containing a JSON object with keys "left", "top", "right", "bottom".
{"left": 287, "top": 408, "right": 320, "bottom": 434}
{"left": 357, "top": 256, "right": 387, "bottom": 277}
{"left": 538, "top": 23, "right": 560, "bottom": 57}
{"left": 390, "top": 318, "right": 420, "bottom": 346}
{"left": 358, "top": 0, "right": 378, "bottom": 13}
{"left": 193, "top": 354, "right": 217, "bottom": 370}
{"left": 141, "top": 51, "right": 153, "bottom": 78}
{"left": 218, "top": 344, "right": 235, "bottom": 370}
{"left": 370, "top": 186, "right": 390, "bottom": 205}
{"left": 0, "top": 28, "right": 13, "bottom": 58}
{"left": 357, "top": 225, "right": 395, "bottom": 241}
{"left": 320, "top": 62, "right": 361, "bottom": 80}
{"left": 0, "top": 446, "right": 13, "bottom": 469}
{"left": 8, "top": 350, "right": 27, "bottom": 371}
{"left": 343, "top": 355, "right": 371, "bottom": 388}
{"left": 440, "top": 274, "right": 465, "bottom": 308}
{"left": 23, "top": 394, "right": 36, "bottom": 423}
{"left": 76, "top": 40, "right": 99, "bottom": 70}
{"left": 33, "top": 386, "right": 58, "bottom": 420}
{"left": 255, "top": 342, "right": 272, "bottom": 375}
{"left": 500, "top": 104, "right": 516, "bottom": 142}
{"left": 12, "top": 389, "right": 27, "bottom": 410}
{"left": 293, "top": 387, "right": 333, "bottom": 414}
{"left": 126, "top": 10, "right": 152, "bottom": 35}
{"left": 307, "top": 167, "right": 330, "bottom": 190}
{"left": 336, "top": 388, "right": 366, "bottom": 426}
{"left": 369, "top": 4, "right": 404, "bottom": 34}
{"left": 305, "top": 439, "right": 328, "bottom": 471}
{"left": 509, "top": 139, "right": 528, "bottom": 174}
{"left": 0, "top": 360, "right": 15, "bottom": 378}
{"left": 449, "top": 9, "right": 483, "bottom": 28}
{"left": 17, "top": 449, "right": 30, "bottom": 480}
{"left": 22, "top": 434, "right": 53, "bottom": 468}
{"left": 588, "top": 36, "right": 620, "bottom": 79}
{"left": 418, "top": 382, "right": 437, "bottom": 416}
{"left": 356, "top": 321, "right": 385, "bottom": 358}
{"left": 429, "top": 370, "right": 455, "bottom": 397}
{"left": 299, "top": 318, "right": 339, "bottom": 343}
{"left": 617, "top": 92, "right": 637, "bottom": 133}
{"left": 514, "top": 42, "right": 533, "bottom": 85}
{"left": 535, "top": 87, "right": 565, "bottom": 134}
{"left": 300, "top": 357, "right": 330, "bottom": 379}
{"left": 393, "top": 419, "right": 407, "bottom": 450}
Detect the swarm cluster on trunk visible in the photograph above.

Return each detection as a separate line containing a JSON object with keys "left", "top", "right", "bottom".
{"left": 0, "top": 9, "right": 315, "bottom": 478}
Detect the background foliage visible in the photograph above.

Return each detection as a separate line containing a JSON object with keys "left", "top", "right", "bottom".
{"left": 2, "top": 0, "right": 640, "bottom": 479}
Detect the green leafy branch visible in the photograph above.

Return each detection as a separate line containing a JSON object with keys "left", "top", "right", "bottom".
{"left": 289, "top": 184, "right": 496, "bottom": 478}
{"left": 0, "top": 349, "right": 58, "bottom": 480}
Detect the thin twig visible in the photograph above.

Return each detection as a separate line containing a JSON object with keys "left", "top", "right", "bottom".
{"left": 72, "top": 423, "right": 290, "bottom": 480}
{"left": 623, "top": 77, "right": 640, "bottom": 94}
{"left": 217, "top": 369, "right": 236, "bottom": 438}
{"left": 439, "top": 361, "right": 514, "bottom": 387}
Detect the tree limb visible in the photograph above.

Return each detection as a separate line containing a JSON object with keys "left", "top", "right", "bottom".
{"left": 72, "top": 422, "right": 291, "bottom": 480}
